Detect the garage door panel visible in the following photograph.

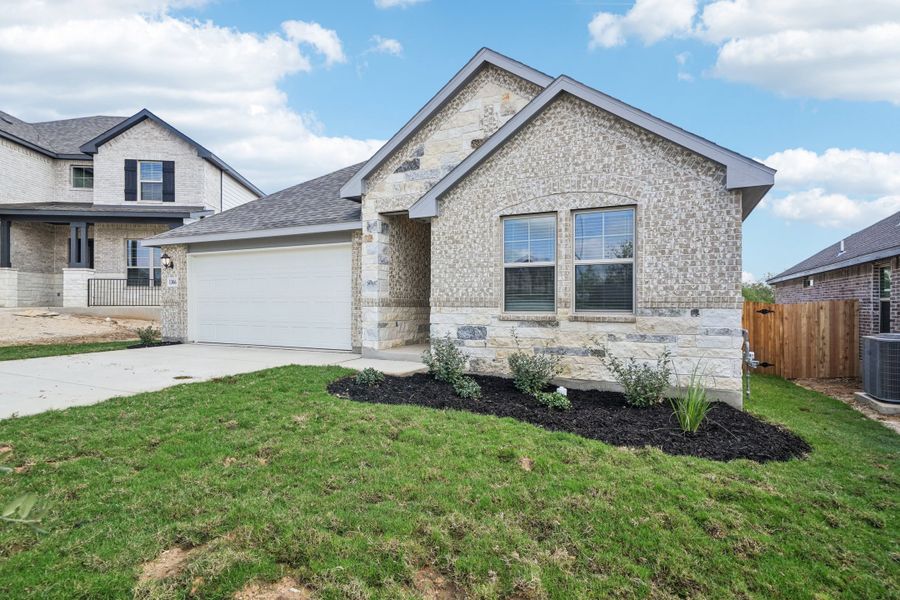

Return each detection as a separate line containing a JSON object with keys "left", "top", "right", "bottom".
{"left": 188, "top": 244, "right": 352, "bottom": 350}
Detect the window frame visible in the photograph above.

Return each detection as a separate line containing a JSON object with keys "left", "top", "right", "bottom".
{"left": 125, "top": 239, "right": 161, "bottom": 287}
{"left": 572, "top": 206, "right": 636, "bottom": 314}
{"left": 137, "top": 160, "right": 164, "bottom": 202}
{"left": 879, "top": 266, "right": 892, "bottom": 333}
{"left": 70, "top": 165, "right": 94, "bottom": 190}
{"left": 501, "top": 212, "right": 557, "bottom": 314}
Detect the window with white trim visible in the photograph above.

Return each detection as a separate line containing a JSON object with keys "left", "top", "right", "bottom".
{"left": 503, "top": 214, "right": 556, "bottom": 312}
{"left": 71, "top": 166, "right": 93, "bottom": 189}
{"left": 573, "top": 208, "right": 634, "bottom": 312}
{"left": 139, "top": 161, "right": 163, "bottom": 201}
{"left": 126, "top": 240, "right": 161, "bottom": 287}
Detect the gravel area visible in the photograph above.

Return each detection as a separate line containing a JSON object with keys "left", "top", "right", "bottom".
{"left": 0, "top": 309, "right": 155, "bottom": 346}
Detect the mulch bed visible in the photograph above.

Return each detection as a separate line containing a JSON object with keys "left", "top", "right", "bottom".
{"left": 328, "top": 373, "right": 811, "bottom": 463}
{"left": 126, "top": 341, "right": 182, "bottom": 350}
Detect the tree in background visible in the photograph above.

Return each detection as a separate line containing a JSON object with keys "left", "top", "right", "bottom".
{"left": 742, "top": 274, "right": 775, "bottom": 303}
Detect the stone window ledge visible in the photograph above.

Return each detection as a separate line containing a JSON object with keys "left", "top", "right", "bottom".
{"left": 568, "top": 314, "right": 636, "bottom": 323}
{"left": 498, "top": 313, "right": 559, "bottom": 323}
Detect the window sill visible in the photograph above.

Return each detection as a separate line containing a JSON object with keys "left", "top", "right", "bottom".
{"left": 498, "top": 313, "right": 559, "bottom": 323}
{"left": 568, "top": 314, "right": 636, "bottom": 323}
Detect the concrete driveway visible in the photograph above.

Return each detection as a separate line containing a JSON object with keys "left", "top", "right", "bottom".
{"left": 0, "top": 343, "right": 425, "bottom": 419}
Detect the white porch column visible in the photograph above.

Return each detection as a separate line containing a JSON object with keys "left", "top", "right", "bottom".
{"left": 0, "top": 268, "right": 18, "bottom": 308}
{"left": 62, "top": 268, "right": 95, "bottom": 307}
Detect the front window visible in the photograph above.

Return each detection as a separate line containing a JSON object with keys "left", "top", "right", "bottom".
{"left": 139, "top": 161, "right": 163, "bottom": 201}
{"left": 503, "top": 214, "right": 556, "bottom": 312}
{"left": 126, "top": 240, "right": 161, "bottom": 287}
{"left": 880, "top": 266, "right": 892, "bottom": 333}
{"left": 574, "top": 208, "right": 635, "bottom": 312}
{"left": 71, "top": 166, "right": 93, "bottom": 189}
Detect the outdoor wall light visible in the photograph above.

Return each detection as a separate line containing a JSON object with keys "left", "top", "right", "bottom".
{"left": 160, "top": 253, "right": 174, "bottom": 269}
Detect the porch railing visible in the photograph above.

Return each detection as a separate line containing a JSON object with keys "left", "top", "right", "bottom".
{"left": 87, "top": 278, "right": 160, "bottom": 307}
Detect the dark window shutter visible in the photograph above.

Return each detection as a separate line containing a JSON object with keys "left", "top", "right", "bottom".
{"left": 124, "top": 159, "right": 137, "bottom": 201}
{"left": 162, "top": 161, "right": 175, "bottom": 202}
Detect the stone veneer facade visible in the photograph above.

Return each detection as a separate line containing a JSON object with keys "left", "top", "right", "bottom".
{"left": 159, "top": 244, "right": 188, "bottom": 341}
{"left": 773, "top": 257, "right": 899, "bottom": 356}
{"left": 361, "top": 69, "right": 746, "bottom": 406}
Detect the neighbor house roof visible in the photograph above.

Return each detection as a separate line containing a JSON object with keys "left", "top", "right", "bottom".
{"left": 0, "top": 202, "right": 210, "bottom": 222}
{"left": 0, "top": 110, "right": 126, "bottom": 159}
{"left": 409, "top": 75, "right": 775, "bottom": 220}
{"left": 768, "top": 210, "right": 900, "bottom": 284}
{"left": 339, "top": 48, "right": 554, "bottom": 200}
{"left": 144, "top": 163, "right": 364, "bottom": 246}
{"left": 0, "top": 108, "right": 262, "bottom": 197}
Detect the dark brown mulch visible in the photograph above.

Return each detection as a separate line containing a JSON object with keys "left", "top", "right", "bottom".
{"left": 328, "top": 373, "right": 811, "bottom": 463}
{"left": 126, "top": 341, "right": 182, "bottom": 349}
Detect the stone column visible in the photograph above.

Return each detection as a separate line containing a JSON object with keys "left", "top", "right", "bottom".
{"left": 62, "top": 268, "right": 95, "bottom": 307}
{"left": 0, "top": 268, "right": 18, "bottom": 307}
{"left": 360, "top": 209, "right": 392, "bottom": 352}
{"left": 159, "top": 244, "right": 187, "bottom": 341}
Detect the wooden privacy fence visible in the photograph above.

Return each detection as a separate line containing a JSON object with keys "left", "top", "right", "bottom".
{"left": 742, "top": 300, "right": 859, "bottom": 379}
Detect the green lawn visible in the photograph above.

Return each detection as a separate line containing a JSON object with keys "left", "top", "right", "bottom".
{"left": 0, "top": 340, "right": 135, "bottom": 361}
{"left": 0, "top": 369, "right": 896, "bottom": 599}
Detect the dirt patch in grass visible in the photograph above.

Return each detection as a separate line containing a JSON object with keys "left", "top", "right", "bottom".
{"left": 794, "top": 378, "right": 900, "bottom": 434}
{"left": 413, "top": 567, "right": 464, "bottom": 600}
{"left": 139, "top": 546, "right": 200, "bottom": 582}
{"left": 329, "top": 373, "right": 811, "bottom": 463}
{"left": 0, "top": 310, "right": 154, "bottom": 346}
{"left": 233, "top": 576, "right": 312, "bottom": 599}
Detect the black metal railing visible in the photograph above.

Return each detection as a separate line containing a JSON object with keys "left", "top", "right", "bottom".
{"left": 87, "top": 278, "right": 160, "bottom": 306}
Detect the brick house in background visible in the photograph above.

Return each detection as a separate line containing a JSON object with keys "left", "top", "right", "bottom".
{"left": 768, "top": 210, "right": 899, "bottom": 342}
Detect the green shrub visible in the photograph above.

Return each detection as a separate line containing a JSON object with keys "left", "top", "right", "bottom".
{"left": 354, "top": 368, "right": 385, "bottom": 387}
{"left": 508, "top": 350, "right": 562, "bottom": 396}
{"left": 453, "top": 375, "right": 482, "bottom": 400}
{"left": 535, "top": 391, "right": 571, "bottom": 410}
{"left": 135, "top": 326, "right": 160, "bottom": 345}
{"left": 422, "top": 336, "right": 467, "bottom": 384}
{"left": 671, "top": 366, "right": 711, "bottom": 433}
{"left": 602, "top": 348, "right": 672, "bottom": 407}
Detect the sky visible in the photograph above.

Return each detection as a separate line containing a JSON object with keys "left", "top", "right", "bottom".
{"left": 1, "top": 0, "right": 898, "bottom": 282}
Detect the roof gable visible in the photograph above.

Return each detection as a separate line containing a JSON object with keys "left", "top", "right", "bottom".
{"left": 79, "top": 108, "right": 263, "bottom": 197}
{"left": 0, "top": 110, "right": 126, "bottom": 158}
{"left": 768, "top": 210, "right": 900, "bottom": 283}
{"left": 339, "top": 48, "right": 553, "bottom": 200}
{"left": 409, "top": 76, "right": 775, "bottom": 220}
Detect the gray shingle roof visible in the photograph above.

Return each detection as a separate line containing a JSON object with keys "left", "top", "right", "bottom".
{"left": 0, "top": 202, "right": 210, "bottom": 219}
{"left": 769, "top": 210, "right": 900, "bottom": 283}
{"left": 0, "top": 110, "right": 126, "bottom": 157}
{"left": 149, "top": 162, "right": 365, "bottom": 242}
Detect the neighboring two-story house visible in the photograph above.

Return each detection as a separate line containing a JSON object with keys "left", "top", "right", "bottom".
{"left": 145, "top": 49, "right": 775, "bottom": 408}
{"left": 0, "top": 109, "right": 261, "bottom": 309}
{"left": 769, "top": 210, "right": 899, "bottom": 340}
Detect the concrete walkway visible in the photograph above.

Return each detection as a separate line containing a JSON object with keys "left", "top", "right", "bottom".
{"left": 0, "top": 343, "right": 425, "bottom": 419}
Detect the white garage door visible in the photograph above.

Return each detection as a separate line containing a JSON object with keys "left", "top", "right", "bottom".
{"left": 187, "top": 243, "right": 352, "bottom": 350}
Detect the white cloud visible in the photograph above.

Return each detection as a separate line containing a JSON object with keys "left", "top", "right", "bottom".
{"left": 374, "top": 0, "right": 427, "bottom": 8}
{"left": 761, "top": 147, "right": 900, "bottom": 227}
{"left": 675, "top": 51, "right": 693, "bottom": 81}
{"left": 768, "top": 189, "right": 900, "bottom": 228}
{"left": 589, "top": 0, "right": 697, "bottom": 48}
{"left": 587, "top": 0, "right": 900, "bottom": 104}
{"left": 0, "top": 6, "right": 382, "bottom": 192}
{"left": 368, "top": 35, "right": 403, "bottom": 56}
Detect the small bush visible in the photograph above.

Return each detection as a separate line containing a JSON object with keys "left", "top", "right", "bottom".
{"left": 535, "top": 391, "right": 571, "bottom": 410}
{"left": 602, "top": 348, "right": 672, "bottom": 407}
{"left": 671, "top": 366, "right": 711, "bottom": 433}
{"left": 508, "top": 350, "right": 562, "bottom": 396}
{"left": 135, "top": 326, "right": 160, "bottom": 345}
{"left": 453, "top": 375, "right": 482, "bottom": 400}
{"left": 422, "top": 336, "right": 467, "bottom": 384}
{"left": 354, "top": 368, "right": 385, "bottom": 387}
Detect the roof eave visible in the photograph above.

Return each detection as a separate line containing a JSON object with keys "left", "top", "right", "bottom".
{"left": 339, "top": 47, "right": 554, "bottom": 200}
{"left": 409, "top": 76, "right": 776, "bottom": 220}
{"left": 767, "top": 245, "right": 900, "bottom": 284}
{"left": 143, "top": 220, "right": 362, "bottom": 247}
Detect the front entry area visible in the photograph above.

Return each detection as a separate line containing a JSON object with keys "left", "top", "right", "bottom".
{"left": 187, "top": 243, "right": 352, "bottom": 350}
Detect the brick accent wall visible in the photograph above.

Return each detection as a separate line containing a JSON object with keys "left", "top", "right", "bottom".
{"left": 773, "top": 258, "right": 899, "bottom": 345}
{"left": 0, "top": 138, "right": 55, "bottom": 204}
{"left": 159, "top": 244, "right": 188, "bottom": 341}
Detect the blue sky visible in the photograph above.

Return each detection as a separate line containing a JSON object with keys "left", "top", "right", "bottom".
{"left": 2, "top": 0, "right": 898, "bottom": 281}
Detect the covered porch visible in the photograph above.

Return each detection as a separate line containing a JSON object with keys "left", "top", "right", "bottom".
{"left": 0, "top": 202, "right": 210, "bottom": 308}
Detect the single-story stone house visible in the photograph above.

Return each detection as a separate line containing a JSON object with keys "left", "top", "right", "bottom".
{"left": 145, "top": 49, "right": 775, "bottom": 408}
{"left": 769, "top": 210, "right": 899, "bottom": 341}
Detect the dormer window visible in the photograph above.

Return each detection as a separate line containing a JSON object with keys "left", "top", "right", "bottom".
{"left": 71, "top": 166, "right": 93, "bottom": 189}
{"left": 139, "top": 161, "right": 163, "bottom": 201}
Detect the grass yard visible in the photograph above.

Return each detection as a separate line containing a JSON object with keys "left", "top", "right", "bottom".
{"left": 0, "top": 368, "right": 897, "bottom": 599}
{"left": 0, "top": 340, "right": 135, "bottom": 361}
